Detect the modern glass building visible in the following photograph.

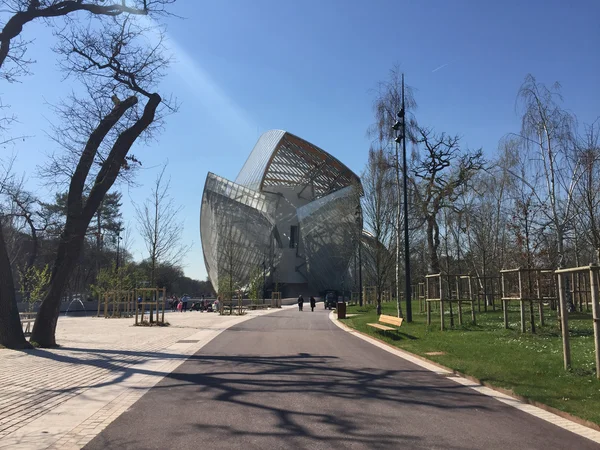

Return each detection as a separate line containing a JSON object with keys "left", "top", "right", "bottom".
{"left": 200, "top": 130, "right": 362, "bottom": 298}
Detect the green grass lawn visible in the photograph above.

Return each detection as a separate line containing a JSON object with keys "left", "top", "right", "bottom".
{"left": 341, "top": 300, "right": 600, "bottom": 426}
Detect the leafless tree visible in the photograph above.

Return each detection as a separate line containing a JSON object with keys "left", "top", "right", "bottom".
{"left": 135, "top": 163, "right": 190, "bottom": 287}
{"left": 514, "top": 75, "right": 580, "bottom": 269}
{"left": 0, "top": 157, "right": 30, "bottom": 348}
{"left": 26, "top": 16, "right": 171, "bottom": 348}
{"left": 411, "top": 126, "right": 484, "bottom": 274}
{"left": 573, "top": 120, "right": 600, "bottom": 263}
{"left": 216, "top": 214, "right": 247, "bottom": 314}
{"left": 361, "top": 147, "right": 397, "bottom": 315}
{"left": 0, "top": 0, "right": 174, "bottom": 82}
{"left": 463, "top": 164, "right": 510, "bottom": 307}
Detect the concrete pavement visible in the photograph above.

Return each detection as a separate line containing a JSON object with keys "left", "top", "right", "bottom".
{"left": 0, "top": 307, "right": 283, "bottom": 449}
{"left": 85, "top": 307, "right": 600, "bottom": 449}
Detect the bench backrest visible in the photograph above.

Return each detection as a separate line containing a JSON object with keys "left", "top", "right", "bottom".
{"left": 19, "top": 312, "right": 36, "bottom": 319}
{"left": 379, "top": 314, "right": 403, "bottom": 327}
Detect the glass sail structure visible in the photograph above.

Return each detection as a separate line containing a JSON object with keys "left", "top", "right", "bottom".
{"left": 200, "top": 130, "right": 362, "bottom": 297}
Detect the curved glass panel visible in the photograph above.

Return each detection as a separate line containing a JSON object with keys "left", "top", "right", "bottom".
{"left": 200, "top": 173, "right": 279, "bottom": 292}
{"left": 262, "top": 132, "right": 361, "bottom": 201}
{"left": 297, "top": 186, "right": 361, "bottom": 292}
{"left": 235, "top": 130, "right": 286, "bottom": 191}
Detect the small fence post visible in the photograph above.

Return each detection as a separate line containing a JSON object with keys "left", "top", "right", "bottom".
{"left": 469, "top": 276, "right": 476, "bottom": 324}
{"left": 456, "top": 277, "right": 463, "bottom": 326}
{"left": 589, "top": 265, "right": 600, "bottom": 379}
{"left": 426, "top": 278, "right": 431, "bottom": 325}
{"left": 134, "top": 289, "right": 139, "bottom": 325}
{"left": 557, "top": 271, "right": 571, "bottom": 370}
{"left": 518, "top": 270, "right": 526, "bottom": 333}
{"left": 501, "top": 271, "right": 509, "bottom": 329}
{"left": 439, "top": 274, "right": 445, "bottom": 331}
{"left": 537, "top": 271, "right": 544, "bottom": 326}
{"left": 162, "top": 288, "right": 166, "bottom": 323}
{"left": 491, "top": 277, "right": 496, "bottom": 311}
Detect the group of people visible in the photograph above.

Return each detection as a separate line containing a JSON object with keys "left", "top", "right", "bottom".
{"left": 169, "top": 294, "right": 189, "bottom": 312}
{"left": 169, "top": 294, "right": 218, "bottom": 312}
{"left": 297, "top": 294, "right": 316, "bottom": 311}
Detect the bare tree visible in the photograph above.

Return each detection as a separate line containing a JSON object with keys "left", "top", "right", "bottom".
{"left": 411, "top": 126, "right": 484, "bottom": 274}
{"left": 27, "top": 17, "right": 170, "bottom": 348}
{"left": 135, "top": 163, "right": 190, "bottom": 287}
{"left": 573, "top": 120, "right": 600, "bottom": 263}
{"left": 215, "top": 213, "right": 249, "bottom": 314}
{"left": 464, "top": 165, "right": 510, "bottom": 307}
{"left": 0, "top": 158, "right": 30, "bottom": 348}
{"left": 361, "top": 147, "right": 396, "bottom": 315}
{"left": 515, "top": 75, "right": 579, "bottom": 269}
{"left": 0, "top": 0, "right": 174, "bottom": 81}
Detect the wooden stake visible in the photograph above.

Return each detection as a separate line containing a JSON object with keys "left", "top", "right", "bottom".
{"left": 469, "top": 277, "right": 476, "bottom": 324}
{"left": 589, "top": 266, "right": 600, "bottom": 379}
{"left": 519, "top": 270, "right": 526, "bottom": 333}
{"left": 426, "top": 301, "right": 431, "bottom": 325}
{"left": 439, "top": 275, "right": 445, "bottom": 331}
{"left": 557, "top": 273, "right": 571, "bottom": 370}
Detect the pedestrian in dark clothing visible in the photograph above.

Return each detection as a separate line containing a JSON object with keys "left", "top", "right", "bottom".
{"left": 310, "top": 296, "right": 316, "bottom": 312}
{"left": 298, "top": 294, "right": 304, "bottom": 311}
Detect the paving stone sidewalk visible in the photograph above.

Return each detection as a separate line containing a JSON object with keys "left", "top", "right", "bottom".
{"left": 0, "top": 308, "right": 282, "bottom": 449}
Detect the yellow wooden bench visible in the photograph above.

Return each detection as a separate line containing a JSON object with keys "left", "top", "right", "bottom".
{"left": 367, "top": 314, "right": 403, "bottom": 331}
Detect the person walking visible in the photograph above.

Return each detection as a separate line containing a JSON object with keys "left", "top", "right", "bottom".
{"left": 310, "top": 296, "right": 316, "bottom": 312}
{"left": 297, "top": 294, "right": 304, "bottom": 311}
{"left": 181, "top": 294, "right": 189, "bottom": 312}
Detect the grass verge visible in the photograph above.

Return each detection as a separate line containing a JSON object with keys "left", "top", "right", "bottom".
{"left": 342, "top": 301, "right": 600, "bottom": 426}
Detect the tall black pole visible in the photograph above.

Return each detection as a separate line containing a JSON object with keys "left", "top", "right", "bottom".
{"left": 402, "top": 74, "right": 412, "bottom": 322}
{"left": 358, "top": 236, "right": 363, "bottom": 307}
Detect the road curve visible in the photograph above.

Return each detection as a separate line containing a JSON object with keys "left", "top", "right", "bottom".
{"left": 86, "top": 307, "right": 598, "bottom": 449}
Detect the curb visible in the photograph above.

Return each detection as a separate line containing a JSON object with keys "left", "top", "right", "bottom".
{"left": 330, "top": 311, "right": 600, "bottom": 438}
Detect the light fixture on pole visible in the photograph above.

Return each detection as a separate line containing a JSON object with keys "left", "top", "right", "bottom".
{"left": 391, "top": 75, "right": 412, "bottom": 322}
{"left": 115, "top": 229, "right": 123, "bottom": 272}
{"left": 354, "top": 204, "right": 363, "bottom": 307}
{"left": 401, "top": 77, "right": 412, "bottom": 322}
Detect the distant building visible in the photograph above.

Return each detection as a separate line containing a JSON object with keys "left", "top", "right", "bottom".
{"left": 200, "top": 130, "right": 362, "bottom": 298}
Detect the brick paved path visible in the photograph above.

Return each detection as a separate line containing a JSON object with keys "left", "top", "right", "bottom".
{"left": 0, "top": 308, "right": 281, "bottom": 449}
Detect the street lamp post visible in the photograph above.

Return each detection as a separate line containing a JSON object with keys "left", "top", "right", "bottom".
{"left": 354, "top": 205, "right": 363, "bottom": 307}
{"left": 115, "top": 230, "right": 123, "bottom": 272}
{"left": 392, "top": 74, "right": 412, "bottom": 322}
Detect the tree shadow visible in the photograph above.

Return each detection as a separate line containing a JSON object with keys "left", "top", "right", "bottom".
{"left": 82, "top": 351, "right": 498, "bottom": 449}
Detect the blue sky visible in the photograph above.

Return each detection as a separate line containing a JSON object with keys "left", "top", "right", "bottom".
{"left": 3, "top": 0, "right": 599, "bottom": 280}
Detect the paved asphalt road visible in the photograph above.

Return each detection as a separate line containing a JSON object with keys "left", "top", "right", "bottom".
{"left": 86, "top": 307, "right": 598, "bottom": 450}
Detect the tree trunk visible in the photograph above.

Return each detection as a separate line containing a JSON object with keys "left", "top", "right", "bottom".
{"left": 30, "top": 221, "right": 87, "bottom": 347}
{"left": 426, "top": 215, "right": 440, "bottom": 274}
{"left": 30, "top": 94, "right": 160, "bottom": 347}
{"left": 0, "top": 221, "right": 31, "bottom": 349}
